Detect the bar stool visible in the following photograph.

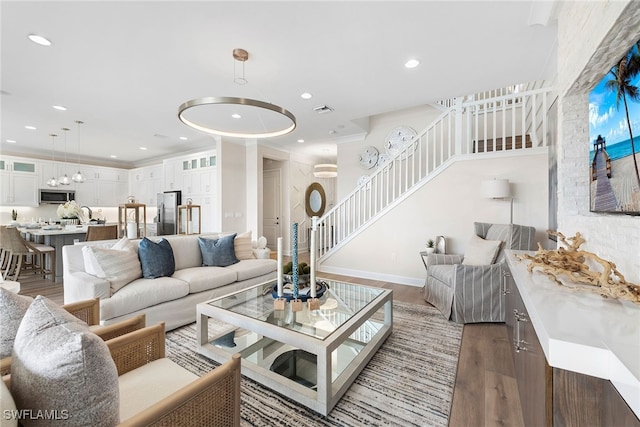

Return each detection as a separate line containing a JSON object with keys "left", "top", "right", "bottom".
{"left": 85, "top": 224, "right": 118, "bottom": 241}
{"left": 0, "top": 226, "right": 55, "bottom": 281}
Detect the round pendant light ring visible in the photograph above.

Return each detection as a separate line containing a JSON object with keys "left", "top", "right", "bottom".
{"left": 178, "top": 96, "right": 297, "bottom": 139}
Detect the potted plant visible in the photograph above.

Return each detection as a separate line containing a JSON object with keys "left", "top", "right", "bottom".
{"left": 425, "top": 239, "right": 436, "bottom": 254}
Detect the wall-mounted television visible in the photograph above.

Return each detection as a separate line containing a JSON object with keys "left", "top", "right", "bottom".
{"left": 589, "top": 38, "right": 640, "bottom": 215}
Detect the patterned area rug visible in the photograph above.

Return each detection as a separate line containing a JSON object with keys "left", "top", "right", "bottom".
{"left": 165, "top": 301, "right": 463, "bottom": 427}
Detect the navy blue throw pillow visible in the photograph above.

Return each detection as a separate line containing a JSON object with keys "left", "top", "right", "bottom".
{"left": 198, "top": 234, "right": 239, "bottom": 267}
{"left": 138, "top": 237, "right": 175, "bottom": 279}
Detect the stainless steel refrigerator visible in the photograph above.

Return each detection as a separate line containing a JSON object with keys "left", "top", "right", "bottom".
{"left": 156, "top": 191, "right": 181, "bottom": 235}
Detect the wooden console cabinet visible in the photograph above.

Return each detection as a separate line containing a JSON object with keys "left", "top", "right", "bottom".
{"left": 503, "top": 253, "right": 640, "bottom": 427}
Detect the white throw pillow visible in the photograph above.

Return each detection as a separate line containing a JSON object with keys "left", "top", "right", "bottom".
{"left": 234, "top": 231, "right": 254, "bottom": 260}
{"left": 11, "top": 296, "right": 119, "bottom": 427}
{"left": 462, "top": 235, "right": 503, "bottom": 265}
{"left": 83, "top": 237, "right": 142, "bottom": 294}
{"left": 82, "top": 237, "right": 134, "bottom": 276}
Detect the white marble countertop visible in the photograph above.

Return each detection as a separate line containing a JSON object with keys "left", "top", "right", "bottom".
{"left": 506, "top": 250, "right": 640, "bottom": 418}
{"left": 18, "top": 225, "right": 88, "bottom": 235}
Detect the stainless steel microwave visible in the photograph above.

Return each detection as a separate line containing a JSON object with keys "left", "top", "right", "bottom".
{"left": 39, "top": 189, "right": 76, "bottom": 204}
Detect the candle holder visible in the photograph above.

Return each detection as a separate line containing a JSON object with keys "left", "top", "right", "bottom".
{"left": 274, "top": 298, "right": 286, "bottom": 311}
{"left": 290, "top": 299, "right": 303, "bottom": 312}
{"left": 272, "top": 219, "right": 327, "bottom": 311}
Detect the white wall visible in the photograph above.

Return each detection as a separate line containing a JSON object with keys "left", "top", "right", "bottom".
{"left": 555, "top": 0, "right": 640, "bottom": 283}
{"left": 320, "top": 151, "right": 549, "bottom": 286}
{"left": 218, "top": 139, "right": 246, "bottom": 233}
{"left": 337, "top": 104, "right": 442, "bottom": 200}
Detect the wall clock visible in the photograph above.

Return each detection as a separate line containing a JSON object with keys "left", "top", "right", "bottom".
{"left": 384, "top": 126, "right": 418, "bottom": 158}
{"left": 358, "top": 146, "right": 379, "bottom": 170}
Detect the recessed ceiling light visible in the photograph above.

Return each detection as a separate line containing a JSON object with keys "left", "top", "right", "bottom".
{"left": 297, "top": 139, "right": 304, "bottom": 143}
{"left": 6, "top": 139, "right": 16, "bottom": 143}
{"left": 231, "top": 113, "right": 241, "bottom": 119}
{"left": 301, "top": 93, "right": 312, "bottom": 99}
{"left": 405, "top": 58, "right": 420, "bottom": 69}
{"left": 139, "top": 147, "right": 147, "bottom": 150}
{"left": 28, "top": 34, "right": 52, "bottom": 46}
{"left": 110, "top": 155, "right": 117, "bottom": 158}
{"left": 179, "top": 136, "right": 188, "bottom": 141}
{"left": 24, "top": 125, "right": 36, "bottom": 130}
{"left": 52, "top": 105, "right": 67, "bottom": 111}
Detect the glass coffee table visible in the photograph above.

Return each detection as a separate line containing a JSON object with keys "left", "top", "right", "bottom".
{"left": 196, "top": 279, "right": 393, "bottom": 415}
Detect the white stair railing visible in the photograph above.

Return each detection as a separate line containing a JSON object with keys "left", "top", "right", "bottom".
{"left": 316, "top": 84, "right": 552, "bottom": 260}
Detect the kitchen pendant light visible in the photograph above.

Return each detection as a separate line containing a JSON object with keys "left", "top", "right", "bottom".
{"left": 71, "top": 120, "right": 85, "bottom": 183}
{"left": 47, "top": 134, "right": 59, "bottom": 187}
{"left": 58, "top": 127, "right": 71, "bottom": 185}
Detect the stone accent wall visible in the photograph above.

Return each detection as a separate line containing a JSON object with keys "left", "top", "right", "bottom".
{"left": 556, "top": 1, "right": 640, "bottom": 282}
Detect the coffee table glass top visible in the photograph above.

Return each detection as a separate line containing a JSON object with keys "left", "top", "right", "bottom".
{"left": 207, "top": 279, "right": 385, "bottom": 340}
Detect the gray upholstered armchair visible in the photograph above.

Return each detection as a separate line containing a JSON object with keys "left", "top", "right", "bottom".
{"left": 423, "top": 222, "right": 535, "bottom": 323}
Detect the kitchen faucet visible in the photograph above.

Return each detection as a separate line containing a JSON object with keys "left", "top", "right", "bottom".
{"left": 80, "top": 206, "right": 92, "bottom": 220}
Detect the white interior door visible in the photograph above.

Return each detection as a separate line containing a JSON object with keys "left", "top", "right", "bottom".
{"left": 263, "top": 169, "right": 281, "bottom": 250}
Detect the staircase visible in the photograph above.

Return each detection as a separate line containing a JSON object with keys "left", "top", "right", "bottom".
{"left": 315, "top": 83, "right": 553, "bottom": 260}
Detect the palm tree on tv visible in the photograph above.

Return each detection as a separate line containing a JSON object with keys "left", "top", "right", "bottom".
{"left": 605, "top": 42, "right": 640, "bottom": 188}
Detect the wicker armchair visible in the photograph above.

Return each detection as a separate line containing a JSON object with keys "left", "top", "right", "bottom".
{"left": 0, "top": 298, "right": 145, "bottom": 376}
{"left": 108, "top": 323, "right": 242, "bottom": 427}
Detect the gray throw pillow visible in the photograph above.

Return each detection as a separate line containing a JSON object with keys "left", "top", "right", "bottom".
{"left": 138, "top": 237, "right": 176, "bottom": 278}
{"left": 11, "top": 296, "right": 119, "bottom": 427}
{"left": 0, "top": 288, "right": 33, "bottom": 359}
{"left": 199, "top": 234, "right": 239, "bottom": 267}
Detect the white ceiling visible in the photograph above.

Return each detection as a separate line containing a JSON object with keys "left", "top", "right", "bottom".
{"left": 1, "top": 1, "right": 558, "bottom": 168}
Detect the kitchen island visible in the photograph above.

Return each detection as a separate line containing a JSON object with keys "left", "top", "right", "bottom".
{"left": 19, "top": 225, "right": 89, "bottom": 283}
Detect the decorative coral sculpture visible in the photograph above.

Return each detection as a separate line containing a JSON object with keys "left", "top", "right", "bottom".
{"left": 519, "top": 231, "right": 640, "bottom": 305}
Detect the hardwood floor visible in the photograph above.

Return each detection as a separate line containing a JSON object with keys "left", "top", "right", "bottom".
{"left": 16, "top": 271, "right": 524, "bottom": 426}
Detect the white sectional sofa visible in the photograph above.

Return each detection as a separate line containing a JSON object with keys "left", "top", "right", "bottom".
{"left": 62, "top": 233, "right": 277, "bottom": 330}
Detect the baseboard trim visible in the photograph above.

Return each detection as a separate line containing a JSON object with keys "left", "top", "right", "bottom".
{"left": 317, "top": 265, "right": 424, "bottom": 287}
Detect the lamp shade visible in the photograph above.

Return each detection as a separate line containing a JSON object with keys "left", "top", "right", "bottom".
{"left": 482, "top": 179, "right": 510, "bottom": 199}
{"left": 313, "top": 164, "right": 337, "bottom": 178}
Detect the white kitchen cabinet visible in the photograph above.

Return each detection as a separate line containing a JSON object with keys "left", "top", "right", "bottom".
{"left": 130, "top": 164, "right": 163, "bottom": 205}
{"left": 0, "top": 157, "right": 38, "bottom": 206}
{"left": 73, "top": 165, "right": 127, "bottom": 207}
{"left": 163, "top": 159, "right": 184, "bottom": 191}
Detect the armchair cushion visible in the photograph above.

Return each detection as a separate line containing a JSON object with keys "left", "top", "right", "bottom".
{"left": 0, "top": 289, "right": 32, "bottom": 359}
{"left": 138, "top": 237, "right": 175, "bottom": 279}
{"left": 11, "top": 296, "right": 119, "bottom": 427}
{"left": 462, "top": 235, "right": 502, "bottom": 265}
{"left": 118, "top": 358, "right": 198, "bottom": 422}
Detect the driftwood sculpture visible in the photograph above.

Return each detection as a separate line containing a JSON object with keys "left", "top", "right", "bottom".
{"left": 519, "top": 231, "right": 640, "bottom": 305}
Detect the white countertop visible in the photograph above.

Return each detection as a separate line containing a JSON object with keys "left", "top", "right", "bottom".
{"left": 18, "top": 225, "right": 88, "bottom": 235}
{"left": 506, "top": 250, "right": 640, "bottom": 418}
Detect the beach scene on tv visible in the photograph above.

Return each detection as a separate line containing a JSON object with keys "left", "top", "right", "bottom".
{"left": 589, "top": 38, "right": 640, "bottom": 213}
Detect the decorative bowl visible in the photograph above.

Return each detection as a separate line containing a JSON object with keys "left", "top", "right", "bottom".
{"left": 282, "top": 273, "right": 311, "bottom": 286}
{"left": 271, "top": 281, "right": 327, "bottom": 302}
